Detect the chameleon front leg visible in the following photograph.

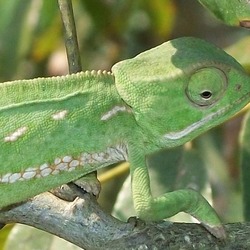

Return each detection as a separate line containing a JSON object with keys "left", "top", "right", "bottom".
{"left": 129, "top": 150, "right": 226, "bottom": 239}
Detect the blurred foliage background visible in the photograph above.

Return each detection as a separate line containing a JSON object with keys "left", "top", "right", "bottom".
{"left": 1, "top": 0, "right": 249, "bottom": 81}
{"left": 0, "top": 0, "right": 250, "bottom": 249}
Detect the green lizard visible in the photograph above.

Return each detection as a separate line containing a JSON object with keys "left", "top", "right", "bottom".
{"left": 0, "top": 37, "right": 249, "bottom": 238}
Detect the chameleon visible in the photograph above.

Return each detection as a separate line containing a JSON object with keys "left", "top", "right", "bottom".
{"left": 0, "top": 37, "right": 250, "bottom": 238}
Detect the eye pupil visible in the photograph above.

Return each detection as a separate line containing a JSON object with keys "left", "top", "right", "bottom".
{"left": 200, "top": 90, "right": 212, "bottom": 99}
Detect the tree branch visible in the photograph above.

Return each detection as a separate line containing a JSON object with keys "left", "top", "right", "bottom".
{"left": 0, "top": 192, "right": 249, "bottom": 249}
{"left": 57, "top": 0, "right": 82, "bottom": 73}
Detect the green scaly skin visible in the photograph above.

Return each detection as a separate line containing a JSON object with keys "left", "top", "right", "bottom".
{"left": 0, "top": 37, "right": 250, "bottom": 239}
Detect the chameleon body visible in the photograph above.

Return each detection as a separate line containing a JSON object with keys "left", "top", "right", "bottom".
{"left": 1, "top": 37, "right": 250, "bottom": 238}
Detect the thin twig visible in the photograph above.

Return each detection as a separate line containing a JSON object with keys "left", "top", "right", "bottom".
{"left": 57, "top": 0, "right": 82, "bottom": 73}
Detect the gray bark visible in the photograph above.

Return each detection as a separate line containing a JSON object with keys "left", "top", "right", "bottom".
{"left": 0, "top": 192, "right": 249, "bottom": 249}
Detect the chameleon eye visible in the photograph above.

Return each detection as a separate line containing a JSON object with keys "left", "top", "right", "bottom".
{"left": 186, "top": 67, "right": 227, "bottom": 106}
{"left": 200, "top": 90, "right": 212, "bottom": 99}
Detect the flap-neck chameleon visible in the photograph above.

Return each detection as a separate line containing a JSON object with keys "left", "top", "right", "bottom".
{"left": 0, "top": 37, "right": 249, "bottom": 238}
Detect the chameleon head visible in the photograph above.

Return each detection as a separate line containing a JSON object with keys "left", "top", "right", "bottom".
{"left": 112, "top": 37, "right": 250, "bottom": 147}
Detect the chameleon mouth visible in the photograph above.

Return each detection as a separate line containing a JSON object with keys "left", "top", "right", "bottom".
{"left": 163, "top": 91, "right": 250, "bottom": 141}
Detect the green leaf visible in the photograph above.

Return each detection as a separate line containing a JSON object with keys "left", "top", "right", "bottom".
{"left": 198, "top": 0, "right": 250, "bottom": 26}
{"left": 0, "top": 225, "right": 13, "bottom": 250}
{"left": 240, "top": 110, "right": 250, "bottom": 221}
{"left": 226, "top": 36, "right": 250, "bottom": 73}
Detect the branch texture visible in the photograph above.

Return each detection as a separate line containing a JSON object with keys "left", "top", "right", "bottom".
{"left": 0, "top": 193, "right": 250, "bottom": 249}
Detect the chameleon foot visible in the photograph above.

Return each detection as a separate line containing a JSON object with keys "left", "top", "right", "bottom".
{"left": 50, "top": 184, "right": 77, "bottom": 201}
{"left": 73, "top": 175, "right": 101, "bottom": 197}
{"left": 50, "top": 173, "right": 101, "bottom": 201}
{"left": 127, "top": 216, "right": 146, "bottom": 228}
{"left": 202, "top": 223, "right": 226, "bottom": 240}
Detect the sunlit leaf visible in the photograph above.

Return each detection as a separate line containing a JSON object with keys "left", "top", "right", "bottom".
{"left": 240, "top": 111, "right": 250, "bottom": 221}
{"left": 198, "top": 0, "right": 250, "bottom": 26}
{"left": 226, "top": 36, "right": 250, "bottom": 73}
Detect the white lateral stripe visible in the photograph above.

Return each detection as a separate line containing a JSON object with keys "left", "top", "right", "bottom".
{"left": 164, "top": 108, "right": 225, "bottom": 140}
{"left": 101, "top": 105, "right": 129, "bottom": 121}
{"left": 0, "top": 144, "right": 128, "bottom": 184}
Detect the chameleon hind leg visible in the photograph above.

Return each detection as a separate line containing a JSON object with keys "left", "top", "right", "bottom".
{"left": 129, "top": 149, "right": 226, "bottom": 239}
{"left": 50, "top": 172, "right": 101, "bottom": 201}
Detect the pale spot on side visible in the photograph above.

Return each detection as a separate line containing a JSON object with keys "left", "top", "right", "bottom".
{"left": 40, "top": 163, "right": 49, "bottom": 170}
{"left": 51, "top": 110, "right": 68, "bottom": 121}
{"left": 101, "top": 105, "right": 131, "bottom": 121}
{"left": 70, "top": 160, "right": 80, "bottom": 168}
{"left": 52, "top": 169, "right": 60, "bottom": 175}
{"left": 40, "top": 168, "right": 52, "bottom": 177}
{"left": 4, "top": 127, "right": 28, "bottom": 142}
{"left": 22, "top": 171, "right": 36, "bottom": 180}
{"left": 62, "top": 156, "right": 72, "bottom": 163}
{"left": 56, "top": 162, "right": 68, "bottom": 171}
{"left": 9, "top": 173, "right": 21, "bottom": 183}
{"left": 54, "top": 158, "right": 61, "bottom": 165}
{"left": 1, "top": 173, "right": 11, "bottom": 183}
{"left": 26, "top": 167, "right": 37, "bottom": 172}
